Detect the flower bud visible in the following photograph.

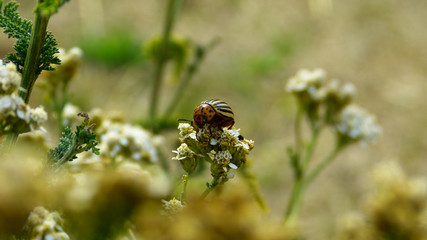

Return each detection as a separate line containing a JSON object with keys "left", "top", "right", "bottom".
{"left": 172, "top": 143, "right": 199, "bottom": 174}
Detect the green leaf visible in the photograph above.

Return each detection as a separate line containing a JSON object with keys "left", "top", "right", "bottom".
{"left": 0, "top": 0, "right": 61, "bottom": 73}
{"left": 48, "top": 113, "right": 100, "bottom": 168}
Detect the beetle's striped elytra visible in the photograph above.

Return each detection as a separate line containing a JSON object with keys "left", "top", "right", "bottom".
{"left": 192, "top": 99, "right": 235, "bottom": 130}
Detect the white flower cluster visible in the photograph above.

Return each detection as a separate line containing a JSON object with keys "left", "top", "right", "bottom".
{"left": 50, "top": 47, "right": 83, "bottom": 81}
{"left": 161, "top": 198, "right": 185, "bottom": 216}
{"left": 178, "top": 123, "right": 196, "bottom": 141}
{"left": 336, "top": 105, "right": 382, "bottom": 144}
{"left": 61, "top": 103, "right": 81, "bottom": 126}
{"left": 24, "top": 206, "right": 70, "bottom": 240}
{"left": 0, "top": 61, "right": 47, "bottom": 134}
{"left": 286, "top": 68, "right": 326, "bottom": 94}
{"left": 217, "top": 128, "right": 254, "bottom": 154}
{"left": 286, "top": 68, "right": 381, "bottom": 145}
{"left": 209, "top": 150, "right": 233, "bottom": 165}
{"left": 57, "top": 47, "right": 83, "bottom": 67}
{"left": 97, "top": 120, "right": 161, "bottom": 163}
{"left": 0, "top": 60, "right": 21, "bottom": 94}
{"left": 172, "top": 143, "right": 196, "bottom": 161}
{"left": 286, "top": 68, "right": 356, "bottom": 105}
{"left": 316, "top": 80, "right": 356, "bottom": 103}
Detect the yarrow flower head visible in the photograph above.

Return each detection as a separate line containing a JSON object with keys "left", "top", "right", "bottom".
{"left": 286, "top": 68, "right": 326, "bottom": 95}
{"left": 319, "top": 80, "right": 356, "bottom": 104}
{"left": 286, "top": 68, "right": 329, "bottom": 121}
{"left": 178, "top": 123, "right": 197, "bottom": 141}
{"left": 0, "top": 60, "right": 21, "bottom": 95}
{"left": 176, "top": 122, "right": 254, "bottom": 185}
{"left": 209, "top": 150, "right": 232, "bottom": 165}
{"left": 335, "top": 104, "right": 382, "bottom": 144}
{"left": 24, "top": 206, "right": 70, "bottom": 240}
{"left": 39, "top": 47, "right": 83, "bottom": 99}
{"left": 97, "top": 120, "right": 161, "bottom": 163}
{"left": 172, "top": 143, "right": 199, "bottom": 174}
{"left": 161, "top": 198, "right": 185, "bottom": 216}
{"left": 42, "top": 47, "right": 83, "bottom": 83}
{"left": 0, "top": 59, "right": 48, "bottom": 135}
{"left": 336, "top": 161, "right": 427, "bottom": 240}
{"left": 286, "top": 68, "right": 380, "bottom": 145}
{"left": 29, "top": 106, "right": 48, "bottom": 126}
{"left": 0, "top": 95, "right": 48, "bottom": 135}
{"left": 61, "top": 103, "right": 81, "bottom": 127}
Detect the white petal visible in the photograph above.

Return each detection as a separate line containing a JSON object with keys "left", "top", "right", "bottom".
{"left": 228, "top": 163, "right": 238, "bottom": 169}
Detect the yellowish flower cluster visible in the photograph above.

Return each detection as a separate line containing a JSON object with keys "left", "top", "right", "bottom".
{"left": 24, "top": 206, "right": 70, "bottom": 240}
{"left": 335, "top": 161, "right": 427, "bottom": 240}
{"left": 161, "top": 197, "right": 185, "bottom": 216}
{"left": 135, "top": 190, "right": 297, "bottom": 240}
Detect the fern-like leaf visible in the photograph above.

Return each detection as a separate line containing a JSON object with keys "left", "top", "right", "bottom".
{"left": 0, "top": 0, "right": 61, "bottom": 73}
{"left": 48, "top": 113, "right": 100, "bottom": 168}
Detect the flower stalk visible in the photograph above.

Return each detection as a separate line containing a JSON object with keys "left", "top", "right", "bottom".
{"left": 283, "top": 68, "right": 381, "bottom": 225}
{"left": 163, "top": 39, "right": 219, "bottom": 120}
{"left": 180, "top": 173, "right": 190, "bottom": 201}
{"left": 149, "top": 0, "right": 183, "bottom": 132}
{"left": 239, "top": 165, "right": 269, "bottom": 212}
{"left": 200, "top": 178, "right": 219, "bottom": 200}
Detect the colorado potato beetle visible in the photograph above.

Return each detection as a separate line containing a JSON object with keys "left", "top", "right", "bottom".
{"left": 192, "top": 99, "right": 235, "bottom": 130}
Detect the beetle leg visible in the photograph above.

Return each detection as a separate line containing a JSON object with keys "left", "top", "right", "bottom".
{"left": 227, "top": 119, "right": 235, "bottom": 129}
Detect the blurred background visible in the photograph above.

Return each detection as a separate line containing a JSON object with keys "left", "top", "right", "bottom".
{"left": 1, "top": 0, "right": 426, "bottom": 239}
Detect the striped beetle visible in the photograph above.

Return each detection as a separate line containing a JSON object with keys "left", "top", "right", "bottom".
{"left": 192, "top": 99, "right": 235, "bottom": 130}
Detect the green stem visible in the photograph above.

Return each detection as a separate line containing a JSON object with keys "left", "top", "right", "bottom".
{"left": 199, "top": 178, "right": 219, "bottom": 200}
{"left": 283, "top": 176, "right": 304, "bottom": 224}
{"left": 180, "top": 174, "right": 190, "bottom": 201}
{"left": 305, "top": 142, "right": 345, "bottom": 185}
{"left": 294, "top": 104, "right": 303, "bottom": 159}
{"left": 127, "top": 228, "right": 137, "bottom": 240}
{"left": 284, "top": 141, "right": 345, "bottom": 225}
{"left": 7, "top": 2, "right": 50, "bottom": 148}
{"left": 163, "top": 39, "right": 219, "bottom": 120}
{"left": 301, "top": 127, "right": 320, "bottom": 170}
{"left": 19, "top": 7, "right": 50, "bottom": 103}
{"left": 239, "top": 166, "right": 268, "bottom": 212}
{"left": 149, "top": 0, "right": 183, "bottom": 132}
{"left": 54, "top": 135, "right": 78, "bottom": 168}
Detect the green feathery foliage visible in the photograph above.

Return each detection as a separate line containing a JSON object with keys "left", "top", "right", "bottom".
{"left": 0, "top": 0, "right": 60, "bottom": 74}
{"left": 35, "top": 0, "right": 70, "bottom": 16}
{"left": 48, "top": 113, "right": 100, "bottom": 168}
